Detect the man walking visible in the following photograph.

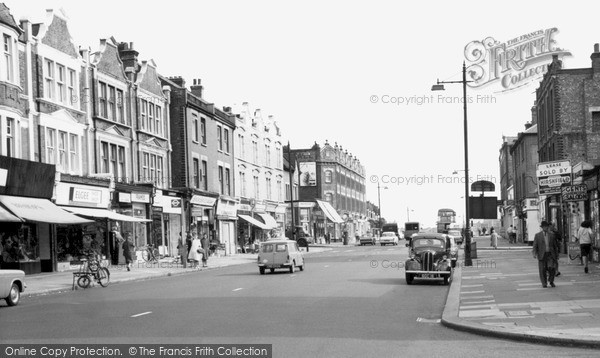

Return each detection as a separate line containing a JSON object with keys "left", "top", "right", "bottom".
{"left": 532, "top": 221, "right": 559, "bottom": 288}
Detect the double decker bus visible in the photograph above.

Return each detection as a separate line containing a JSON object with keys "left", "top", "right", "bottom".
{"left": 437, "top": 208, "right": 456, "bottom": 233}
{"left": 404, "top": 222, "right": 420, "bottom": 238}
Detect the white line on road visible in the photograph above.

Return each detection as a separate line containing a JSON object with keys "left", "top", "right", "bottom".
{"left": 232, "top": 288, "right": 244, "bottom": 292}
{"left": 416, "top": 317, "right": 441, "bottom": 323}
{"left": 324, "top": 265, "right": 330, "bottom": 268}
{"left": 461, "top": 291, "right": 485, "bottom": 294}
{"left": 462, "top": 284, "right": 483, "bottom": 288}
{"left": 131, "top": 311, "right": 152, "bottom": 318}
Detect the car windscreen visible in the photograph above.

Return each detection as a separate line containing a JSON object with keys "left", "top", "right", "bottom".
{"left": 412, "top": 238, "right": 445, "bottom": 248}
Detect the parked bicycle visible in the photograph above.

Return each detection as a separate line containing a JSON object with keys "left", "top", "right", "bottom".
{"left": 142, "top": 244, "right": 160, "bottom": 263}
{"left": 75, "top": 252, "right": 110, "bottom": 289}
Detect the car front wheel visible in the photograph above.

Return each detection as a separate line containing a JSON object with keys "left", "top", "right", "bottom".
{"left": 259, "top": 267, "right": 265, "bottom": 275}
{"left": 290, "top": 261, "right": 296, "bottom": 273}
{"left": 405, "top": 273, "right": 414, "bottom": 285}
{"left": 6, "top": 283, "right": 21, "bottom": 306}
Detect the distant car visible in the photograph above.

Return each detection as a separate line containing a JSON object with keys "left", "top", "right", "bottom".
{"left": 380, "top": 232, "right": 399, "bottom": 246}
{"left": 0, "top": 269, "right": 26, "bottom": 306}
{"left": 359, "top": 234, "right": 376, "bottom": 246}
{"left": 447, "top": 229, "right": 463, "bottom": 245}
{"left": 257, "top": 239, "right": 305, "bottom": 274}
{"left": 404, "top": 233, "right": 453, "bottom": 285}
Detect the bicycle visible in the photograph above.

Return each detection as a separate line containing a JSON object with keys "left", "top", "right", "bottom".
{"left": 74, "top": 252, "right": 110, "bottom": 289}
{"left": 142, "top": 244, "right": 160, "bottom": 263}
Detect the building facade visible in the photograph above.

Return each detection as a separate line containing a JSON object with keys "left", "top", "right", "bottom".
{"left": 498, "top": 136, "right": 517, "bottom": 238}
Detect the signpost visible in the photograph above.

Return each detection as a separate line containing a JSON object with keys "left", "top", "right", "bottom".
{"left": 536, "top": 160, "right": 572, "bottom": 195}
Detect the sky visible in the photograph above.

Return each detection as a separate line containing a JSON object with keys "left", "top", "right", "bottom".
{"left": 7, "top": 0, "right": 599, "bottom": 227}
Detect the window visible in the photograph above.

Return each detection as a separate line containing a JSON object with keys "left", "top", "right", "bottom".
{"left": 57, "top": 65, "right": 66, "bottom": 103}
{"left": 218, "top": 166, "right": 224, "bottom": 194}
{"left": 148, "top": 103, "right": 155, "bottom": 133}
{"left": 266, "top": 177, "right": 272, "bottom": 199}
{"left": 69, "top": 134, "right": 79, "bottom": 173}
{"left": 58, "top": 131, "right": 67, "bottom": 170}
{"left": 593, "top": 112, "right": 600, "bottom": 132}
{"left": 157, "top": 156, "right": 163, "bottom": 185}
{"left": 225, "top": 168, "right": 231, "bottom": 196}
{"left": 265, "top": 144, "right": 270, "bottom": 166}
{"left": 285, "top": 183, "right": 291, "bottom": 201}
{"left": 192, "top": 115, "right": 199, "bottom": 142}
{"left": 140, "top": 99, "right": 147, "bottom": 130}
{"left": 68, "top": 70, "right": 76, "bottom": 105}
{"left": 277, "top": 179, "right": 282, "bottom": 201}
{"left": 252, "top": 140, "right": 258, "bottom": 163}
{"left": 253, "top": 175, "right": 259, "bottom": 197}
{"left": 108, "top": 86, "right": 116, "bottom": 120}
{"left": 200, "top": 118, "right": 206, "bottom": 145}
{"left": 193, "top": 158, "right": 200, "bottom": 188}
{"left": 3, "top": 35, "right": 12, "bottom": 81}
{"left": 46, "top": 128, "right": 56, "bottom": 164}
{"left": 240, "top": 171, "right": 246, "bottom": 196}
{"left": 217, "top": 126, "right": 223, "bottom": 151}
{"left": 238, "top": 134, "right": 245, "bottom": 159}
{"left": 99, "top": 83, "right": 107, "bottom": 118}
{"left": 149, "top": 153, "right": 156, "bottom": 183}
{"left": 101, "top": 142, "right": 109, "bottom": 173}
{"left": 110, "top": 144, "right": 118, "bottom": 177}
{"left": 325, "top": 193, "right": 333, "bottom": 203}
{"left": 6, "top": 118, "right": 14, "bottom": 157}
{"left": 118, "top": 147, "right": 125, "bottom": 182}
{"left": 224, "top": 128, "right": 230, "bottom": 153}
{"left": 155, "top": 105, "right": 162, "bottom": 136}
{"left": 202, "top": 160, "right": 208, "bottom": 191}
{"left": 276, "top": 147, "right": 282, "bottom": 167}
{"left": 325, "top": 170, "right": 332, "bottom": 183}
{"left": 44, "top": 60, "right": 55, "bottom": 100}
{"left": 142, "top": 153, "right": 149, "bottom": 181}
{"left": 116, "top": 90, "right": 124, "bottom": 124}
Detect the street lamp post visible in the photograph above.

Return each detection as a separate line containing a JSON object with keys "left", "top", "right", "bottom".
{"left": 432, "top": 62, "right": 473, "bottom": 266}
{"left": 407, "top": 207, "right": 413, "bottom": 222}
{"left": 377, "top": 182, "right": 387, "bottom": 236}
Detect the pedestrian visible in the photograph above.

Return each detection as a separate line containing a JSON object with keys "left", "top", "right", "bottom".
{"left": 507, "top": 225, "right": 515, "bottom": 244}
{"left": 238, "top": 234, "right": 246, "bottom": 254}
{"left": 326, "top": 232, "right": 331, "bottom": 245}
{"left": 490, "top": 227, "right": 498, "bottom": 249}
{"left": 482, "top": 227, "right": 487, "bottom": 236}
{"left": 122, "top": 232, "right": 135, "bottom": 271}
{"left": 532, "top": 221, "right": 559, "bottom": 288}
{"left": 201, "top": 233, "right": 210, "bottom": 267}
{"left": 551, "top": 223, "right": 562, "bottom": 277}
{"left": 110, "top": 225, "right": 125, "bottom": 266}
{"left": 188, "top": 231, "right": 202, "bottom": 269}
{"left": 177, "top": 235, "right": 187, "bottom": 268}
{"left": 186, "top": 231, "right": 192, "bottom": 256}
{"left": 575, "top": 220, "right": 594, "bottom": 274}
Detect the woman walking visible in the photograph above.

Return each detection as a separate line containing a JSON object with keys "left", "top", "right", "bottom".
{"left": 576, "top": 220, "right": 594, "bottom": 273}
{"left": 490, "top": 227, "right": 498, "bottom": 249}
{"left": 188, "top": 232, "right": 202, "bottom": 269}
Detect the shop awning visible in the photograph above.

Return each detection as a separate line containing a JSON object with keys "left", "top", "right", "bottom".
{"left": 316, "top": 200, "right": 344, "bottom": 223}
{"left": 256, "top": 213, "right": 278, "bottom": 229}
{"left": 0, "top": 195, "right": 93, "bottom": 224}
{"left": 0, "top": 205, "right": 23, "bottom": 222}
{"left": 61, "top": 206, "right": 151, "bottom": 222}
{"left": 238, "top": 214, "right": 270, "bottom": 230}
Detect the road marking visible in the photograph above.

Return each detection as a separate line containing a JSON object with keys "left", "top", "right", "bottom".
{"left": 324, "top": 265, "right": 330, "bottom": 268}
{"left": 346, "top": 250, "right": 355, "bottom": 252}
{"left": 290, "top": 275, "right": 296, "bottom": 277}
{"left": 462, "top": 284, "right": 483, "bottom": 288}
{"left": 416, "top": 317, "right": 441, "bottom": 323}
{"left": 461, "top": 290, "right": 485, "bottom": 294}
{"left": 232, "top": 288, "right": 243, "bottom": 292}
{"left": 131, "top": 311, "right": 152, "bottom": 318}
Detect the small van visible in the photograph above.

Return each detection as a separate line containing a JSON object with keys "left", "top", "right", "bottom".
{"left": 257, "top": 239, "right": 305, "bottom": 274}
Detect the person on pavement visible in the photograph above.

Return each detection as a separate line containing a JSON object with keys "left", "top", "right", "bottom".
{"left": 122, "top": 232, "right": 135, "bottom": 271}
{"left": 533, "top": 221, "right": 559, "bottom": 288}
{"left": 490, "top": 227, "right": 498, "bottom": 249}
{"left": 201, "top": 233, "right": 210, "bottom": 268}
{"left": 576, "top": 220, "right": 594, "bottom": 274}
{"left": 188, "top": 231, "right": 202, "bottom": 269}
{"left": 551, "top": 223, "right": 562, "bottom": 277}
{"left": 177, "top": 234, "right": 187, "bottom": 268}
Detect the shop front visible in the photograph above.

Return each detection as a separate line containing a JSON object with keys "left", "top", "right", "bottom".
{"left": 189, "top": 193, "right": 218, "bottom": 240}
{"left": 112, "top": 183, "right": 153, "bottom": 262}
{"left": 315, "top": 200, "right": 344, "bottom": 243}
{"left": 153, "top": 190, "right": 184, "bottom": 258}
{"left": 215, "top": 197, "right": 238, "bottom": 256}
{"left": 0, "top": 157, "right": 92, "bottom": 274}
{"left": 54, "top": 175, "right": 112, "bottom": 271}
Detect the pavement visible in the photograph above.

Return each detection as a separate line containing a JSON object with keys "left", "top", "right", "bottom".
{"left": 22, "top": 245, "right": 335, "bottom": 297}
{"left": 443, "top": 235, "right": 600, "bottom": 348}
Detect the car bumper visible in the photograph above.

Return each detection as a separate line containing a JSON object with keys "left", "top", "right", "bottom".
{"left": 258, "top": 263, "right": 292, "bottom": 268}
{"left": 405, "top": 270, "right": 452, "bottom": 275}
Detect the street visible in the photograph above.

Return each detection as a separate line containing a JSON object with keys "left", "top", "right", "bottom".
{"left": 1, "top": 246, "right": 597, "bottom": 357}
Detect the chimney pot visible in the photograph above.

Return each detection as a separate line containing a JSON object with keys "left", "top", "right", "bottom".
{"left": 595, "top": 43, "right": 599, "bottom": 53}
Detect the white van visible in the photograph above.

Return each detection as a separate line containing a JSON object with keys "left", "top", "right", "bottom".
{"left": 257, "top": 239, "right": 305, "bottom": 274}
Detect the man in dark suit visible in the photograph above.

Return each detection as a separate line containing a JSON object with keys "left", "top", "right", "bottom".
{"left": 532, "top": 221, "right": 559, "bottom": 288}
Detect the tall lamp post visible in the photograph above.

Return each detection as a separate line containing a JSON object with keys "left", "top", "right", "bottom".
{"left": 432, "top": 62, "right": 473, "bottom": 266}
{"left": 407, "top": 207, "right": 414, "bottom": 222}
{"left": 377, "top": 182, "right": 388, "bottom": 236}
{"left": 287, "top": 141, "right": 296, "bottom": 241}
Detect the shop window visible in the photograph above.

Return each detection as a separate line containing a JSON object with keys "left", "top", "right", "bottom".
{"left": 0, "top": 224, "right": 39, "bottom": 266}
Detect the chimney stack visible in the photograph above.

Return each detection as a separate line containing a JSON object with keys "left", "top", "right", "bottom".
{"left": 168, "top": 76, "right": 185, "bottom": 87}
{"left": 118, "top": 41, "right": 139, "bottom": 72}
{"left": 190, "top": 78, "right": 203, "bottom": 98}
{"left": 591, "top": 43, "right": 600, "bottom": 71}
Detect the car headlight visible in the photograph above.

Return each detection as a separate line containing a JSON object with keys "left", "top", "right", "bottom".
{"left": 442, "top": 255, "right": 447, "bottom": 260}
{"left": 409, "top": 251, "right": 415, "bottom": 259}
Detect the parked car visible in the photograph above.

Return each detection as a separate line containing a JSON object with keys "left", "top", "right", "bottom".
{"left": 359, "top": 234, "right": 376, "bottom": 246}
{"left": 379, "top": 232, "right": 399, "bottom": 246}
{"left": 446, "top": 234, "right": 458, "bottom": 268}
{"left": 448, "top": 229, "right": 463, "bottom": 245}
{"left": 257, "top": 239, "right": 305, "bottom": 274}
{"left": 0, "top": 269, "right": 26, "bottom": 306}
{"left": 404, "top": 233, "right": 453, "bottom": 285}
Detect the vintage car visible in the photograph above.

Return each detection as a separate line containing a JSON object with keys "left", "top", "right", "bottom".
{"left": 0, "top": 269, "right": 26, "bottom": 306}
{"left": 359, "top": 234, "right": 376, "bottom": 246}
{"left": 404, "top": 233, "right": 453, "bottom": 285}
{"left": 257, "top": 239, "right": 305, "bottom": 274}
{"left": 379, "top": 232, "right": 399, "bottom": 246}
{"left": 447, "top": 229, "right": 463, "bottom": 245}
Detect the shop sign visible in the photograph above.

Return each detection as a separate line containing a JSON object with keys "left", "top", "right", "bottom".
{"left": 119, "top": 192, "right": 131, "bottom": 203}
{"left": 253, "top": 203, "right": 266, "bottom": 212}
{"left": 0, "top": 168, "right": 7, "bottom": 186}
{"left": 153, "top": 195, "right": 182, "bottom": 214}
{"left": 132, "top": 192, "right": 151, "bottom": 203}
{"left": 537, "top": 160, "right": 572, "bottom": 195}
{"left": 217, "top": 200, "right": 238, "bottom": 218}
{"left": 266, "top": 203, "right": 278, "bottom": 212}
{"left": 190, "top": 195, "right": 217, "bottom": 207}
{"left": 69, "top": 187, "right": 102, "bottom": 205}
{"left": 561, "top": 184, "right": 588, "bottom": 202}
{"left": 238, "top": 204, "right": 253, "bottom": 212}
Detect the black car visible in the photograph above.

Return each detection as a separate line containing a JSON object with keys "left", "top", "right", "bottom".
{"left": 404, "top": 233, "right": 453, "bottom": 285}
